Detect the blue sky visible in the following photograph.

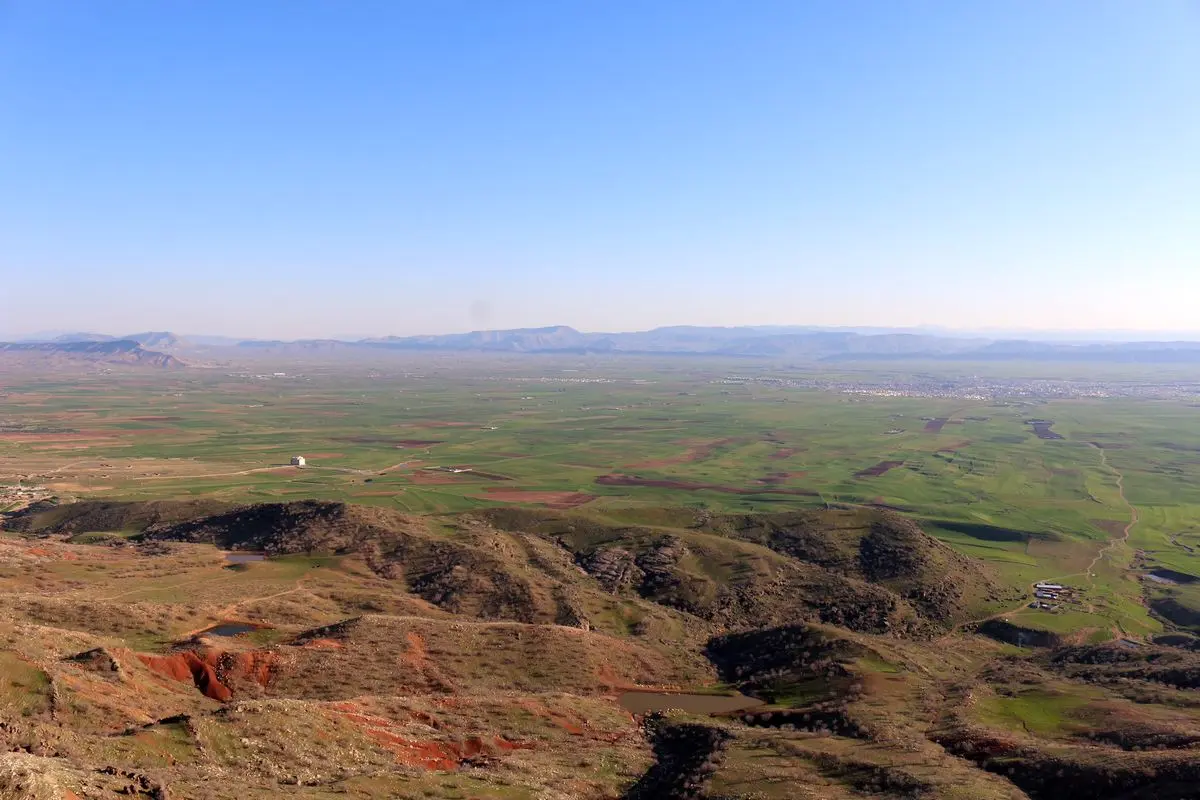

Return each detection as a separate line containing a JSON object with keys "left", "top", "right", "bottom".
{"left": 1, "top": 1, "right": 1197, "bottom": 338}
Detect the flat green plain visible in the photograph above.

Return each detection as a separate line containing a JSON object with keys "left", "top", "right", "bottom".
{"left": 3, "top": 354, "right": 1199, "bottom": 640}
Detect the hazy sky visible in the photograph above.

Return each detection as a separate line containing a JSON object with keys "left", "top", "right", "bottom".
{"left": 1, "top": 2, "right": 1197, "bottom": 338}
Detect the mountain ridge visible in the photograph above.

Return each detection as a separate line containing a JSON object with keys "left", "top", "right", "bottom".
{"left": 0, "top": 339, "right": 184, "bottom": 368}
{"left": 13, "top": 325, "right": 1200, "bottom": 362}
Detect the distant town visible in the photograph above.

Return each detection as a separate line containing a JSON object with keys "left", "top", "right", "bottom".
{"left": 723, "top": 374, "right": 1200, "bottom": 402}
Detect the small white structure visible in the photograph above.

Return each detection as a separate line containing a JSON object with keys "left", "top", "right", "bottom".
{"left": 290, "top": 456, "right": 306, "bottom": 467}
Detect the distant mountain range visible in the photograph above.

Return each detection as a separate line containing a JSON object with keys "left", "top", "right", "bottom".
{"left": 45, "top": 331, "right": 188, "bottom": 349}
{"left": 0, "top": 339, "right": 185, "bottom": 368}
{"left": 8, "top": 325, "right": 1200, "bottom": 365}
{"left": 254, "top": 325, "right": 1200, "bottom": 362}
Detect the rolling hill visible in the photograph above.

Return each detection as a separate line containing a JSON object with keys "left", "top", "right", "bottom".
{"left": 3, "top": 498, "right": 1200, "bottom": 798}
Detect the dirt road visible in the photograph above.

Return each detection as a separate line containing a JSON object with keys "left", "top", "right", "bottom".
{"left": 1085, "top": 444, "right": 1139, "bottom": 582}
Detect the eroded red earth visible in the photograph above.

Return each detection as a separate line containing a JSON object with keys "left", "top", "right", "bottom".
{"left": 325, "top": 701, "right": 534, "bottom": 770}
{"left": 137, "top": 648, "right": 277, "bottom": 702}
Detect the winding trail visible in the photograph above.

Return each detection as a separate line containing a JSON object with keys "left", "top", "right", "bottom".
{"left": 1080, "top": 444, "right": 1139, "bottom": 617}
{"left": 132, "top": 466, "right": 285, "bottom": 481}
{"left": 132, "top": 461, "right": 414, "bottom": 481}
{"left": 214, "top": 580, "right": 309, "bottom": 620}
{"left": 101, "top": 575, "right": 224, "bottom": 602}
{"left": 1086, "top": 444, "right": 1139, "bottom": 579}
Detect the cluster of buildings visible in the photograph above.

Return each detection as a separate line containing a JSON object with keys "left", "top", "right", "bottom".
{"left": 0, "top": 484, "right": 50, "bottom": 511}
{"left": 1028, "top": 581, "right": 1072, "bottom": 612}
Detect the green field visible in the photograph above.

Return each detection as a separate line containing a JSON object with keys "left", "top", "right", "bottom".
{"left": 3, "top": 354, "right": 1199, "bottom": 639}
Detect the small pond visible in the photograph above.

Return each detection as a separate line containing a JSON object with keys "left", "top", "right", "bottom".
{"left": 617, "top": 691, "right": 764, "bottom": 715}
{"left": 198, "top": 622, "right": 260, "bottom": 638}
{"left": 225, "top": 552, "right": 267, "bottom": 564}
{"left": 1146, "top": 568, "right": 1198, "bottom": 585}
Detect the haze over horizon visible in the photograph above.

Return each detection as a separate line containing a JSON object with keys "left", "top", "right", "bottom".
{"left": 2, "top": 2, "right": 1197, "bottom": 339}
{"left": 12, "top": 321, "right": 1200, "bottom": 347}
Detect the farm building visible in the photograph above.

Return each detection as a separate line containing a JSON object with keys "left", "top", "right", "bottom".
{"left": 1035, "top": 583, "right": 1065, "bottom": 591}
{"left": 290, "top": 456, "right": 306, "bottom": 467}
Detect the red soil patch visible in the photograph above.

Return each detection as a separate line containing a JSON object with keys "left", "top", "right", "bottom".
{"left": 768, "top": 447, "right": 798, "bottom": 460}
{"left": 409, "top": 467, "right": 509, "bottom": 483}
{"left": 628, "top": 437, "right": 740, "bottom": 469}
{"left": 0, "top": 432, "right": 115, "bottom": 442}
{"left": 514, "top": 698, "right": 606, "bottom": 738}
{"left": 753, "top": 471, "right": 808, "bottom": 485}
{"left": 924, "top": 418, "right": 949, "bottom": 433}
{"left": 479, "top": 489, "right": 597, "bottom": 509}
{"left": 336, "top": 437, "right": 445, "bottom": 447}
{"left": 26, "top": 546, "right": 79, "bottom": 561}
{"left": 596, "top": 474, "right": 817, "bottom": 497}
{"left": 327, "top": 702, "right": 533, "bottom": 770}
{"left": 408, "top": 470, "right": 466, "bottom": 485}
{"left": 403, "top": 631, "right": 430, "bottom": 670}
{"left": 302, "top": 638, "right": 343, "bottom": 650}
{"left": 138, "top": 651, "right": 227, "bottom": 701}
{"left": 854, "top": 460, "right": 905, "bottom": 478}
{"left": 137, "top": 648, "right": 277, "bottom": 702}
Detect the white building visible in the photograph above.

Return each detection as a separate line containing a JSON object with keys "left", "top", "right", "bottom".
{"left": 290, "top": 456, "right": 306, "bottom": 467}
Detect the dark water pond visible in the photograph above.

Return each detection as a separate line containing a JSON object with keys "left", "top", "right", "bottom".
{"left": 1026, "top": 420, "right": 1065, "bottom": 440}
{"left": 225, "top": 552, "right": 266, "bottom": 564}
{"left": 199, "top": 622, "right": 259, "bottom": 638}
{"left": 617, "top": 691, "right": 764, "bottom": 715}
{"left": 1146, "top": 568, "right": 1198, "bottom": 585}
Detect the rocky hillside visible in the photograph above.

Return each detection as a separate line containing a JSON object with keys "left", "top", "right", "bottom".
{"left": 4, "top": 499, "right": 234, "bottom": 535}
{"left": 0, "top": 339, "right": 184, "bottom": 368}
{"left": 2, "top": 498, "right": 1198, "bottom": 799}
{"left": 709, "top": 508, "right": 1007, "bottom": 623}
{"left": 10, "top": 500, "right": 1010, "bottom": 637}
{"left": 139, "top": 500, "right": 425, "bottom": 554}
{"left": 480, "top": 506, "right": 1014, "bottom": 635}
